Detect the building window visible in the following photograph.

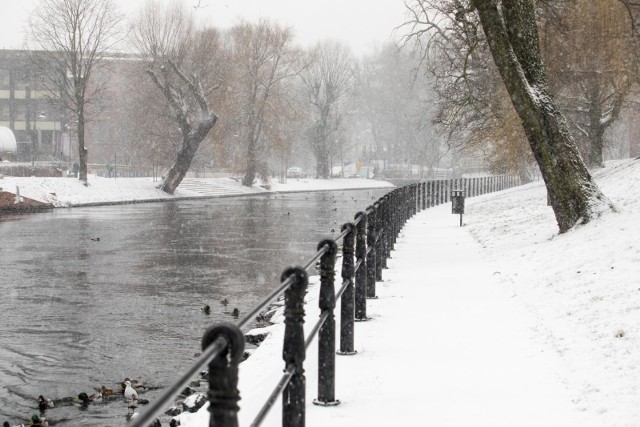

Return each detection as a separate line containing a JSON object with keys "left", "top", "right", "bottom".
{"left": 0, "top": 68, "right": 9, "bottom": 88}
{"left": 0, "top": 102, "right": 9, "bottom": 120}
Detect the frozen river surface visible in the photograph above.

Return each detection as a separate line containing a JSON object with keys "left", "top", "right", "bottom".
{"left": 0, "top": 189, "right": 389, "bottom": 426}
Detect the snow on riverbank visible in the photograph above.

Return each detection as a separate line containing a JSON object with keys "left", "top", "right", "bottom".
{"left": 4, "top": 160, "right": 639, "bottom": 426}
{"left": 174, "top": 158, "right": 640, "bottom": 426}
{"left": 0, "top": 175, "right": 394, "bottom": 207}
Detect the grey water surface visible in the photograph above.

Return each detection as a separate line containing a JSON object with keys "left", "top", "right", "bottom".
{"left": 0, "top": 188, "right": 389, "bottom": 426}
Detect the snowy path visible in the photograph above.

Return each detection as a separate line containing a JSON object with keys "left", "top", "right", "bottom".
{"left": 299, "top": 204, "right": 599, "bottom": 427}
{"left": 180, "top": 200, "right": 607, "bottom": 427}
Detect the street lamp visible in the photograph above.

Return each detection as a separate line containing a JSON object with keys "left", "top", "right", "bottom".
{"left": 31, "top": 111, "right": 47, "bottom": 167}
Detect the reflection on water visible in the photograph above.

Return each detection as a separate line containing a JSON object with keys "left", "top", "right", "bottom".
{"left": 0, "top": 188, "right": 389, "bottom": 425}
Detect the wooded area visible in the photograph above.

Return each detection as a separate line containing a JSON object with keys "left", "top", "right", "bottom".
{"left": 22, "top": 0, "right": 640, "bottom": 230}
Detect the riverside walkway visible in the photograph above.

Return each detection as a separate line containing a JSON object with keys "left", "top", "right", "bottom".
{"left": 232, "top": 202, "right": 600, "bottom": 427}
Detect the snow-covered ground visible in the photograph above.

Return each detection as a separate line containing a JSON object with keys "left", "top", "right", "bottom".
{"left": 0, "top": 175, "right": 394, "bottom": 207}
{"left": 169, "top": 159, "right": 639, "bottom": 426}
{"left": 3, "top": 161, "right": 639, "bottom": 426}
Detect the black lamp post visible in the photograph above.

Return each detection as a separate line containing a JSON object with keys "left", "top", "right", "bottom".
{"left": 31, "top": 111, "right": 46, "bottom": 167}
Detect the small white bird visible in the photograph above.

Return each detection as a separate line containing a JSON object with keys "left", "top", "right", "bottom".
{"left": 124, "top": 381, "right": 138, "bottom": 401}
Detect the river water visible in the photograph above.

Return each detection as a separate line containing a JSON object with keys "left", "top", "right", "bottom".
{"left": 0, "top": 188, "right": 390, "bottom": 426}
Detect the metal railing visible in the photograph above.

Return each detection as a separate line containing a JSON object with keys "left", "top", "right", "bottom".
{"left": 130, "top": 174, "right": 520, "bottom": 427}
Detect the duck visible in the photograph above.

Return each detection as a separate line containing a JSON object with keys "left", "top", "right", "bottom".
{"left": 123, "top": 381, "right": 138, "bottom": 401}
{"left": 28, "top": 415, "right": 48, "bottom": 426}
{"left": 201, "top": 305, "right": 211, "bottom": 315}
{"left": 255, "top": 312, "right": 270, "bottom": 324}
{"left": 100, "top": 386, "right": 116, "bottom": 397}
{"left": 37, "top": 396, "right": 54, "bottom": 411}
{"left": 220, "top": 298, "right": 229, "bottom": 306}
{"left": 231, "top": 308, "right": 240, "bottom": 317}
{"left": 90, "top": 237, "right": 100, "bottom": 242}
{"left": 77, "top": 392, "right": 101, "bottom": 405}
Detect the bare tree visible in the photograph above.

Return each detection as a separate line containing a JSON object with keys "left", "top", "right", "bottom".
{"left": 301, "top": 41, "right": 354, "bottom": 179}
{"left": 357, "top": 44, "right": 446, "bottom": 178}
{"left": 547, "top": 0, "right": 636, "bottom": 167}
{"left": 229, "top": 20, "right": 303, "bottom": 187}
{"left": 405, "top": 0, "right": 614, "bottom": 232}
{"left": 27, "top": 0, "right": 125, "bottom": 184}
{"left": 134, "top": 0, "right": 221, "bottom": 194}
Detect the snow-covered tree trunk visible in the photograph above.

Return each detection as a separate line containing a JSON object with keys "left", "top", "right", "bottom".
{"left": 474, "top": 0, "right": 613, "bottom": 233}
{"left": 146, "top": 62, "right": 217, "bottom": 195}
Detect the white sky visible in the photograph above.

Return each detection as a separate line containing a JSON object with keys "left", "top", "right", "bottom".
{"left": 0, "top": 0, "right": 410, "bottom": 56}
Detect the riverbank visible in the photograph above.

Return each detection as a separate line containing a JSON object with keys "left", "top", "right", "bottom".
{"left": 0, "top": 175, "right": 394, "bottom": 209}
{"left": 174, "top": 158, "right": 640, "bottom": 426}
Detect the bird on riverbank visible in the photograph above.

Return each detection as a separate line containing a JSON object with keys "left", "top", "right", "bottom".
{"left": 201, "top": 305, "right": 211, "bottom": 315}
{"left": 123, "top": 381, "right": 138, "bottom": 401}
{"left": 220, "top": 298, "right": 229, "bottom": 306}
{"left": 232, "top": 308, "right": 239, "bottom": 317}
{"left": 121, "top": 378, "right": 146, "bottom": 393}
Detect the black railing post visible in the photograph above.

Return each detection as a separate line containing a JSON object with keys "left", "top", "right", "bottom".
{"left": 431, "top": 180, "right": 436, "bottom": 207}
{"left": 366, "top": 204, "right": 377, "bottom": 299}
{"left": 203, "top": 323, "right": 245, "bottom": 427}
{"left": 422, "top": 181, "right": 426, "bottom": 210}
{"left": 374, "top": 201, "right": 383, "bottom": 281}
{"left": 389, "top": 191, "right": 397, "bottom": 248}
{"left": 338, "top": 222, "right": 357, "bottom": 355}
{"left": 378, "top": 197, "right": 388, "bottom": 270}
{"left": 282, "top": 266, "right": 308, "bottom": 427}
{"left": 412, "top": 183, "right": 418, "bottom": 216}
{"left": 314, "top": 239, "right": 340, "bottom": 406}
{"left": 354, "top": 212, "right": 368, "bottom": 321}
{"left": 391, "top": 190, "right": 399, "bottom": 246}
{"left": 384, "top": 194, "right": 392, "bottom": 260}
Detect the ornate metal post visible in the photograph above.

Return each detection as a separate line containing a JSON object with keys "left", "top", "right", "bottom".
{"left": 366, "top": 204, "right": 377, "bottom": 299}
{"left": 412, "top": 183, "right": 418, "bottom": 216}
{"left": 443, "top": 180, "right": 447, "bottom": 204}
{"left": 391, "top": 190, "right": 399, "bottom": 247}
{"left": 377, "top": 197, "right": 388, "bottom": 270}
{"left": 282, "top": 267, "right": 308, "bottom": 427}
{"left": 338, "top": 223, "right": 357, "bottom": 355}
{"left": 314, "top": 239, "right": 339, "bottom": 406}
{"left": 375, "top": 201, "right": 383, "bottom": 281}
{"left": 354, "top": 212, "right": 368, "bottom": 321}
{"left": 203, "top": 323, "right": 245, "bottom": 427}
{"left": 434, "top": 180, "right": 439, "bottom": 206}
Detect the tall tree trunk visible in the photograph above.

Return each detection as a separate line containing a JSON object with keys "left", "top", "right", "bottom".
{"left": 589, "top": 119, "right": 606, "bottom": 168}
{"left": 474, "top": 0, "right": 612, "bottom": 233}
{"left": 316, "top": 148, "right": 330, "bottom": 179}
{"left": 160, "top": 120, "right": 217, "bottom": 194}
{"left": 588, "top": 81, "right": 605, "bottom": 167}
{"left": 147, "top": 61, "right": 218, "bottom": 195}
{"left": 78, "top": 109, "right": 88, "bottom": 184}
{"left": 242, "top": 135, "right": 258, "bottom": 187}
